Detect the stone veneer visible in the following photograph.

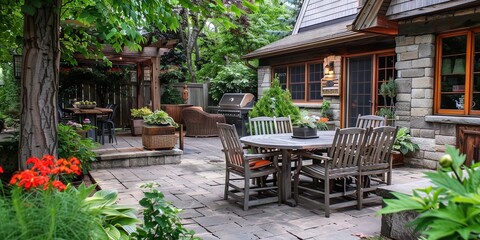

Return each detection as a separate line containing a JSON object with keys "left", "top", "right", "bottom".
{"left": 395, "top": 33, "right": 455, "bottom": 169}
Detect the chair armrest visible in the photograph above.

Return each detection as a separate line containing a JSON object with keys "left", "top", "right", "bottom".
{"left": 299, "top": 151, "right": 332, "bottom": 162}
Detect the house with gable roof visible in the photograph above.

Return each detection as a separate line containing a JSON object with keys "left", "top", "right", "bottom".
{"left": 244, "top": 0, "right": 480, "bottom": 168}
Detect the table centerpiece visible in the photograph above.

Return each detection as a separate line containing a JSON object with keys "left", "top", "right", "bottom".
{"left": 292, "top": 110, "right": 328, "bottom": 138}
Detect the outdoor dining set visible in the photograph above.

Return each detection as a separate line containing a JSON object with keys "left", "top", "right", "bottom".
{"left": 217, "top": 115, "right": 396, "bottom": 218}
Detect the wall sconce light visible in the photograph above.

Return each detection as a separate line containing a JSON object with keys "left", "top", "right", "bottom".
{"left": 324, "top": 61, "right": 334, "bottom": 76}
{"left": 13, "top": 54, "right": 22, "bottom": 79}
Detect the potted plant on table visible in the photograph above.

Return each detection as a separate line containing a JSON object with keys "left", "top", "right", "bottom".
{"left": 392, "top": 127, "right": 420, "bottom": 166}
{"left": 292, "top": 110, "right": 328, "bottom": 138}
{"left": 142, "top": 110, "right": 179, "bottom": 150}
{"left": 130, "top": 107, "right": 153, "bottom": 136}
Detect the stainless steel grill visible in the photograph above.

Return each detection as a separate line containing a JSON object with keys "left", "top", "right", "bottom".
{"left": 209, "top": 93, "right": 255, "bottom": 136}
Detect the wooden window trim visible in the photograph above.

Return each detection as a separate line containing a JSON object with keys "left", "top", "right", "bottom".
{"left": 434, "top": 29, "right": 477, "bottom": 115}
{"left": 271, "top": 60, "right": 324, "bottom": 103}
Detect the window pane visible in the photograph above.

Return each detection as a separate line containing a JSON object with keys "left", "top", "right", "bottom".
{"left": 440, "top": 35, "right": 467, "bottom": 110}
{"left": 308, "top": 63, "right": 323, "bottom": 100}
{"left": 273, "top": 67, "right": 287, "bottom": 90}
{"left": 289, "top": 65, "right": 305, "bottom": 100}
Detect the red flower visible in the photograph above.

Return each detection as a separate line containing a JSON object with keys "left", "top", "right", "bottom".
{"left": 51, "top": 180, "right": 66, "bottom": 191}
{"left": 0, "top": 166, "right": 3, "bottom": 174}
{"left": 10, "top": 155, "right": 82, "bottom": 191}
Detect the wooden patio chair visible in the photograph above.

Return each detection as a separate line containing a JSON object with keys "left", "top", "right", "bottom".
{"left": 248, "top": 116, "right": 276, "bottom": 135}
{"left": 356, "top": 114, "right": 386, "bottom": 129}
{"left": 217, "top": 123, "right": 282, "bottom": 210}
{"left": 357, "top": 126, "right": 398, "bottom": 209}
{"left": 274, "top": 116, "right": 293, "bottom": 134}
{"left": 293, "top": 127, "right": 368, "bottom": 217}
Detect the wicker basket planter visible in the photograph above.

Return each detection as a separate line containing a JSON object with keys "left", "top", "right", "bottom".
{"left": 142, "top": 125, "right": 178, "bottom": 150}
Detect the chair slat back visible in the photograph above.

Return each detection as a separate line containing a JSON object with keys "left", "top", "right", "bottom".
{"left": 274, "top": 116, "right": 293, "bottom": 134}
{"left": 362, "top": 126, "right": 398, "bottom": 167}
{"left": 356, "top": 114, "right": 387, "bottom": 129}
{"left": 328, "top": 127, "right": 368, "bottom": 169}
{"left": 249, "top": 117, "right": 276, "bottom": 135}
{"left": 217, "top": 123, "right": 245, "bottom": 168}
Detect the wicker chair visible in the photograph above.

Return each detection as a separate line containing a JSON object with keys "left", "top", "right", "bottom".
{"left": 182, "top": 106, "right": 226, "bottom": 137}
{"left": 217, "top": 123, "right": 281, "bottom": 210}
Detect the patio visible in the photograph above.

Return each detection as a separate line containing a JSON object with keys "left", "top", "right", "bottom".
{"left": 91, "top": 132, "right": 428, "bottom": 240}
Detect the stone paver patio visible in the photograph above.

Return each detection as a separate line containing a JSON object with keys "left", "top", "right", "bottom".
{"left": 91, "top": 133, "right": 428, "bottom": 239}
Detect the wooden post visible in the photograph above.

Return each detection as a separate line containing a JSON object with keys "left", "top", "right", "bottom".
{"left": 136, "top": 63, "right": 144, "bottom": 108}
{"left": 151, "top": 56, "right": 161, "bottom": 110}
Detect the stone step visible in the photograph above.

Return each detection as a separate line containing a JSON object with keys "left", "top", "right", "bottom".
{"left": 92, "top": 147, "right": 182, "bottom": 169}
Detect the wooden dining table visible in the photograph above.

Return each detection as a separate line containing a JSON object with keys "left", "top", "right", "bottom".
{"left": 240, "top": 131, "right": 336, "bottom": 206}
{"left": 64, "top": 107, "right": 113, "bottom": 140}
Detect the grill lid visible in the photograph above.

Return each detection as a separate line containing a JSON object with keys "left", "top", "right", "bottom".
{"left": 218, "top": 93, "right": 255, "bottom": 108}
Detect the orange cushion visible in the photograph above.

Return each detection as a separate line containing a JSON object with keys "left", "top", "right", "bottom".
{"left": 249, "top": 159, "right": 272, "bottom": 170}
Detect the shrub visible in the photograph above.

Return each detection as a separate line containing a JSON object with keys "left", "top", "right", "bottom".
{"left": 143, "top": 110, "right": 178, "bottom": 128}
{"left": 378, "top": 145, "right": 480, "bottom": 239}
{"left": 209, "top": 62, "right": 257, "bottom": 102}
{"left": 58, "top": 124, "right": 98, "bottom": 174}
{"left": 249, "top": 78, "right": 300, "bottom": 122}
{"left": 131, "top": 183, "right": 197, "bottom": 240}
{"left": 131, "top": 107, "right": 153, "bottom": 119}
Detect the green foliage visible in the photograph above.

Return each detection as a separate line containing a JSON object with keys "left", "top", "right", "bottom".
{"left": 143, "top": 110, "right": 179, "bottom": 128}
{"left": 0, "top": 64, "right": 20, "bottom": 127}
{"left": 81, "top": 185, "right": 139, "bottom": 240}
{"left": 161, "top": 85, "right": 184, "bottom": 104}
{"left": 378, "top": 145, "right": 480, "bottom": 240}
{"left": 131, "top": 107, "right": 153, "bottom": 119}
{"left": 0, "top": 186, "right": 97, "bottom": 240}
{"left": 320, "top": 100, "right": 334, "bottom": 120}
{"left": 197, "top": 0, "right": 294, "bottom": 82}
{"left": 209, "top": 62, "right": 257, "bottom": 102}
{"left": 393, "top": 127, "right": 420, "bottom": 155}
{"left": 131, "top": 183, "right": 197, "bottom": 240}
{"left": 58, "top": 124, "right": 99, "bottom": 173}
{"left": 249, "top": 78, "right": 301, "bottom": 122}
{"left": 377, "top": 107, "right": 395, "bottom": 119}
{"left": 379, "top": 78, "right": 397, "bottom": 98}
{"left": 294, "top": 110, "right": 328, "bottom": 130}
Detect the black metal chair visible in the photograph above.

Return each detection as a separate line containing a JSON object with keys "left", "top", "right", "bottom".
{"left": 97, "top": 104, "right": 118, "bottom": 144}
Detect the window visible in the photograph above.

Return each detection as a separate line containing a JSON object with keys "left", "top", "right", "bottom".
{"left": 272, "top": 62, "right": 323, "bottom": 102}
{"left": 376, "top": 55, "right": 396, "bottom": 112}
{"left": 436, "top": 30, "right": 480, "bottom": 115}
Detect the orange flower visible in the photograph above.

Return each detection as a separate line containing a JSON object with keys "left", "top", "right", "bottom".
{"left": 319, "top": 117, "right": 329, "bottom": 123}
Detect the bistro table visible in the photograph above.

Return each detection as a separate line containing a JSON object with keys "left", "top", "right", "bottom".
{"left": 64, "top": 107, "right": 113, "bottom": 141}
{"left": 240, "top": 131, "right": 336, "bottom": 205}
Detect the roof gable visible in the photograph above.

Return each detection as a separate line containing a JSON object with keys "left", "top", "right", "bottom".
{"left": 293, "top": 0, "right": 359, "bottom": 34}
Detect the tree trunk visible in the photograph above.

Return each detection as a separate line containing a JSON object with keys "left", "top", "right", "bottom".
{"left": 19, "top": 0, "right": 61, "bottom": 169}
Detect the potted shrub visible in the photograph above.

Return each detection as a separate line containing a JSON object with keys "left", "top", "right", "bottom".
{"left": 142, "top": 110, "right": 179, "bottom": 150}
{"left": 292, "top": 110, "right": 328, "bottom": 138}
{"left": 130, "top": 107, "right": 152, "bottom": 136}
{"left": 392, "top": 127, "right": 420, "bottom": 166}
{"left": 378, "top": 78, "right": 397, "bottom": 126}
{"left": 320, "top": 100, "right": 335, "bottom": 130}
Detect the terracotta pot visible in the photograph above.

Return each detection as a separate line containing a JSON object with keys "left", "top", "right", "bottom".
{"left": 391, "top": 151, "right": 404, "bottom": 167}
{"left": 131, "top": 119, "right": 144, "bottom": 136}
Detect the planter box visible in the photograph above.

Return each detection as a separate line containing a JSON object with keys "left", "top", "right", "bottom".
{"left": 131, "top": 119, "right": 144, "bottom": 136}
{"left": 292, "top": 127, "right": 318, "bottom": 138}
{"left": 391, "top": 151, "right": 404, "bottom": 167}
{"left": 142, "top": 125, "right": 178, "bottom": 150}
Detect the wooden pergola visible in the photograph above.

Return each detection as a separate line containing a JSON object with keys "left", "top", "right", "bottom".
{"left": 73, "top": 39, "right": 178, "bottom": 110}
